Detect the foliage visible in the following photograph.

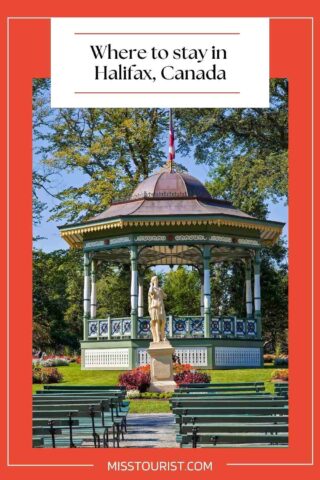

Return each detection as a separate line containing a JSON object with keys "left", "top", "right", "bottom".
{"left": 174, "top": 370, "right": 211, "bottom": 386}
{"left": 173, "top": 363, "right": 192, "bottom": 374}
{"left": 271, "top": 369, "right": 288, "bottom": 381}
{"left": 163, "top": 267, "right": 201, "bottom": 315}
{"left": 176, "top": 79, "right": 288, "bottom": 217}
{"left": 32, "top": 364, "right": 63, "bottom": 384}
{"left": 274, "top": 356, "right": 288, "bottom": 367}
{"left": 33, "top": 249, "right": 83, "bottom": 351}
{"left": 263, "top": 354, "right": 276, "bottom": 363}
{"left": 41, "top": 357, "right": 70, "bottom": 367}
{"left": 126, "top": 389, "right": 141, "bottom": 399}
{"left": 118, "top": 365, "right": 151, "bottom": 392}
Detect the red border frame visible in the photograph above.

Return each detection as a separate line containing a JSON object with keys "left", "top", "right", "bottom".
{"left": 1, "top": 7, "right": 318, "bottom": 480}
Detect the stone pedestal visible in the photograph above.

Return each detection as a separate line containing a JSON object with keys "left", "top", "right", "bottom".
{"left": 147, "top": 340, "right": 177, "bottom": 392}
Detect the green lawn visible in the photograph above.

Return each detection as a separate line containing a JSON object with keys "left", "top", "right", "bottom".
{"left": 33, "top": 363, "right": 279, "bottom": 411}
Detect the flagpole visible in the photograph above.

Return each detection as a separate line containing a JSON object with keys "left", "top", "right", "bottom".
{"left": 168, "top": 108, "right": 175, "bottom": 173}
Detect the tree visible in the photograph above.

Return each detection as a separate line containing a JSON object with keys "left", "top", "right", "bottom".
{"left": 163, "top": 267, "right": 201, "bottom": 316}
{"left": 33, "top": 249, "right": 83, "bottom": 351}
{"left": 175, "top": 79, "right": 288, "bottom": 217}
{"left": 33, "top": 87, "right": 170, "bottom": 222}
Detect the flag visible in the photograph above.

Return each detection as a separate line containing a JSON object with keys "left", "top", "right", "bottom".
{"left": 168, "top": 109, "right": 175, "bottom": 170}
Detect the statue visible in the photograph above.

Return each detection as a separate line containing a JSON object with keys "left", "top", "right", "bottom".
{"left": 148, "top": 275, "right": 167, "bottom": 343}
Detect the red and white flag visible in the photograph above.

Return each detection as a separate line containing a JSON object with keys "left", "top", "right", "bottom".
{"left": 168, "top": 109, "right": 175, "bottom": 166}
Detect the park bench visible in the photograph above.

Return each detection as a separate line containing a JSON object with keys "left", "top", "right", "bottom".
{"left": 179, "top": 382, "right": 265, "bottom": 389}
{"left": 274, "top": 382, "right": 288, "bottom": 397}
{"left": 32, "top": 437, "right": 44, "bottom": 448}
{"left": 43, "top": 385, "right": 126, "bottom": 391}
{"left": 171, "top": 399, "right": 288, "bottom": 408}
{"left": 34, "top": 389, "right": 130, "bottom": 428}
{"left": 33, "top": 395, "right": 128, "bottom": 437}
{"left": 180, "top": 431, "right": 288, "bottom": 448}
{"left": 32, "top": 396, "right": 127, "bottom": 447}
{"left": 176, "top": 385, "right": 266, "bottom": 394}
{"left": 171, "top": 382, "right": 289, "bottom": 448}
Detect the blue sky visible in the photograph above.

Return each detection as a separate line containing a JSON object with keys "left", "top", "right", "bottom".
{"left": 34, "top": 151, "right": 288, "bottom": 253}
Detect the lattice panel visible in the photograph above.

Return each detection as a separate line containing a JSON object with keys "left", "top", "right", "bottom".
{"left": 137, "top": 347, "right": 208, "bottom": 367}
{"left": 84, "top": 349, "right": 129, "bottom": 368}
{"left": 215, "top": 347, "right": 261, "bottom": 367}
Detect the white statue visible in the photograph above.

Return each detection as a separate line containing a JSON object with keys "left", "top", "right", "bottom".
{"left": 148, "top": 275, "right": 167, "bottom": 343}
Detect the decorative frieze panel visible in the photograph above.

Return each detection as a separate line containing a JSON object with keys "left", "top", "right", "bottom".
{"left": 211, "top": 318, "right": 221, "bottom": 336}
{"left": 222, "top": 317, "right": 235, "bottom": 335}
{"left": 209, "top": 235, "right": 232, "bottom": 243}
{"left": 99, "top": 321, "right": 109, "bottom": 337}
{"left": 173, "top": 317, "right": 187, "bottom": 336}
{"left": 84, "top": 240, "right": 105, "bottom": 248}
{"left": 111, "top": 319, "right": 121, "bottom": 337}
{"left": 175, "top": 234, "right": 206, "bottom": 241}
{"left": 136, "top": 235, "right": 166, "bottom": 242}
{"left": 247, "top": 320, "right": 257, "bottom": 336}
{"left": 122, "top": 319, "right": 132, "bottom": 336}
{"left": 137, "top": 347, "right": 208, "bottom": 367}
{"left": 84, "top": 348, "right": 129, "bottom": 368}
{"left": 109, "top": 236, "right": 131, "bottom": 245}
{"left": 235, "top": 319, "right": 245, "bottom": 336}
{"left": 88, "top": 321, "right": 98, "bottom": 338}
{"left": 138, "top": 318, "right": 151, "bottom": 337}
{"left": 238, "top": 238, "right": 260, "bottom": 246}
{"left": 215, "top": 347, "right": 261, "bottom": 367}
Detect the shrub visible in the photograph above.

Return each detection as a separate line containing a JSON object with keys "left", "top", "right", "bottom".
{"left": 274, "top": 356, "right": 288, "bottom": 367}
{"left": 118, "top": 365, "right": 150, "bottom": 392}
{"left": 173, "top": 363, "right": 192, "bottom": 374}
{"left": 271, "top": 369, "right": 288, "bottom": 381}
{"left": 42, "top": 357, "right": 70, "bottom": 367}
{"left": 126, "top": 389, "right": 141, "bottom": 399}
{"left": 174, "top": 370, "right": 211, "bottom": 386}
{"left": 32, "top": 364, "right": 63, "bottom": 384}
{"left": 263, "top": 354, "right": 275, "bottom": 363}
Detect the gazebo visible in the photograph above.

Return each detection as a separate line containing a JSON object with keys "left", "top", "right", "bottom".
{"left": 59, "top": 165, "right": 284, "bottom": 371}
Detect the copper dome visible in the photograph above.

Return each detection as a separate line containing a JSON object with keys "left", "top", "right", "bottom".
{"left": 131, "top": 171, "right": 212, "bottom": 200}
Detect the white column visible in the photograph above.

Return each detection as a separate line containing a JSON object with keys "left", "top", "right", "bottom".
{"left": 200, "top": 273, "right": 204, "bottom": 317}
{"left": 203, "top": 246, "right": 211, "bottom": 338}
{"left": 254, "top": 250, "right": 262, "bottom": 339}
{"left": 83, "top": 253, "right": 91, "bottom": 340}
{"left": 138, "top": 275, "right": 144, "bottom": 317}
{"left": 245, "top": 259, "right": 253, "bottom": 318}
{"left": 90, "top": 258, "right": 97, "bottom": 319}
{"left": 130, "top": 245, "right": 138, "bottom": 338}
{"left": 254, "top": 252, "right": 261, "bottom": 314}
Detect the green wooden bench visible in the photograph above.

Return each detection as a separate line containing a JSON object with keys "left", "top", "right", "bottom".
{"left": 32, "top": 400, "right": 124, "bottom": 448}
{"left": 180, "top": 432, "right": 288, "bottom": 447}
{"left": 178, "top": 382, "right": 265, "bottom": 389}
{"left": 171, "top": 399, "right": 288, "bottom": 409}
{"left": 43, "top": 385, "right": 126, "bottom": 392}
{"left": 32, "top": 436, "right": 44, "bottom": 448}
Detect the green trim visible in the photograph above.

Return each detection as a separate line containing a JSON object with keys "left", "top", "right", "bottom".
{"left": 60, "top": 214, "right": 285, "bottom": 232}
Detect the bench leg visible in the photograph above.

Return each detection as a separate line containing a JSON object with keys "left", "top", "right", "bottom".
{"left": 103, "top": 428, "right": 109, "bottom": 448}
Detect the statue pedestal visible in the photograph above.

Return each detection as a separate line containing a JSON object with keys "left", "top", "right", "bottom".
{"left": 147, "top": 340, "right": 177, "bottom": 392}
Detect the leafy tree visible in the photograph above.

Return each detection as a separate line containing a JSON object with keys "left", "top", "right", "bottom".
{"left": 163, "top": 267, "right": 201, "bottom": 316}
{"left": 175, "top": 79, "right": 288, "bottom": 217}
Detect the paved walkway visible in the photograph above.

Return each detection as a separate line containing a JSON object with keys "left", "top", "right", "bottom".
{"left": 121, "top": 413, "right": 178, "bottom": 448}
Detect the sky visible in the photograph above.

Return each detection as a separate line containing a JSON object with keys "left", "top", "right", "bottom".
{"left": 34, "top": 150, "right": 288, "bottom": 253}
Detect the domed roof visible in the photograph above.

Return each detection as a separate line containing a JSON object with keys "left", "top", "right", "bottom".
{"left": 131, "top": 171, "right": 212, "bottom": 200}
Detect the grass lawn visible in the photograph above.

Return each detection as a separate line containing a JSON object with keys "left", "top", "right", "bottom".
{"left": 33, "top": 363, "right": 279, "bottom": 411}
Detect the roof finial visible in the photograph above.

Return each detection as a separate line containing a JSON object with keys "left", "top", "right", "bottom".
{"left": 168, "top": 108, "right": 175, "bottom": 172}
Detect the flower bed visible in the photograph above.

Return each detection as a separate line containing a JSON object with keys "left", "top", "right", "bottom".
{"left": 271, "top": 369, "right": 288, "bottom": 382}
{"left": 32, "top": 364, "right": 63, "bottom": 384}
{"left": 118, "top": 365, "right": 151, "bottom": 392}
